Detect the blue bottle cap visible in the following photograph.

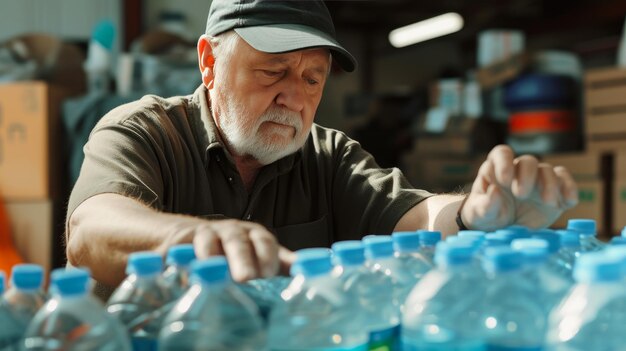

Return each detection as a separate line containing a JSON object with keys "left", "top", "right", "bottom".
{"left": 611, "top": 237, "right": 626, "bottom": 246}
{"left": 531, "top": 229, "right": 561, "bottom": 253}
{"left": 511, "top": 238, "right": 549, "bottom": 263}
{"left": 0, "top": 271, "right": 5, "bottom": 295}
{"left": 419, "top": 230, "right": 442, "bottom": 246}
{"left": 331, "top": 241, "right": 365, "bottom": 267}
{"left": 290, "top": 248, "right": 332, "bottom": 276}
{"left": 295, "top": 249, "right": 332, "bottom": 278}
{"left": 484, "top": 233, "right": 509, "bottom": 247}
{"left": 191, "top": 257, "right": 230, "bottom": 284}
{"left": 363, "top": 236, "right": 394, "bottom": 260}
{"left": 574, "top": 253, "right": 622, "bottom": 283}
{"left": 126, "top": 252, "right": 163, "bottom": 276}
{"left": 51, "top": 268, "right": 90, "bottom": 297}
{"left": 557, "top": 229, "right": 581, "bottom": 248}
{"left": 446, "top": 235, "right": 482, "bottom": 251}
{"left": 166, "top": 244, "right": 196, "bottom": 266}
{"left": 505, "top": 225, "right": 531, "bottom": 238}
{"left": 434, "top": 241, "right": 474, "bottom": 267}
{"left": 493, "top": 229, "right": 524, "bottom": 244}
{"left": 11, "top": 264, "right": 44, "bottom": 291}
{"left": 482, "top": 247, "right": 523, "bottom": 273}
{"left": 392, "top": 231, "right": 420, "bottom": 253}
{"left": 457, "top": 230, "right": 486, "bottom": 242}
{"left": 567, "top": 219, "right": 596, "bottom": 237}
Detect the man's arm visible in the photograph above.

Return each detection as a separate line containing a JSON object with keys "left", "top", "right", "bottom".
{"left": 67, "top": 193, "right": 293, "bottom": 288}
{"left": 394, "top": 145, "right": 579, "bottom": 237}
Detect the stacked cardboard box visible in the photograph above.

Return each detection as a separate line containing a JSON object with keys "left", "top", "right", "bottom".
{"left": 542, "top": 153, "right": 605, "bottom": 234}
{"left": 0, "top": 81, "right": 69, "bottom": 274}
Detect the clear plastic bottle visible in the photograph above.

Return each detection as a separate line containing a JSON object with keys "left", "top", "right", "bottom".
{"left": 547, "top": 253, "right": 626, "bottom": 350}
{"left": 22, "top": 268, "right": 132, "bottom": 351}
{"left": 106, "top": 251, "right": 173, "bottom": 351}
{"left": 2, "top": 264, "right": 47, "bottom": 333}
{"left": 162, "top": 244, "right": 196, "bottom": 299}
{"left": 332, "top": 240, "right": 401, "bottom": 350}
{"left": 0, "top": 270, "right": 24, "bottom": 351}
{"left": 159, "top": 256, "right": 266, "bottom": 350}
{"left": 567, "top": 218, "right": 605, "bottom": 252}
{"left": 391, "top": 232, "right": 432, "bottom": 300}
{"left": 479, "top": 247, "right": 546, "bottom": 350}
{"left": 362, "top": 236, "right": 406, "bottom": 310}
{"left": 402, "top": 241, "right": 487, "bottom": 350}
{"left": 511, "top": 238, "right": 572, "bottom": 314}
{"left": 268, "top": 249, "right": 368, "bottom": 350}
{"left": 532, "top": 229, "right": 574, "bottom": 282}
{"left": 610, "top": 236, "right": 626, "bottom": 246}
{"left": 418, "top": 230, "right": 441, "bottom": 264}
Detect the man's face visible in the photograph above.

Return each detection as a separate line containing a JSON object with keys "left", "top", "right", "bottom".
{"left": 208, "top": 37, "right": 330, "bottom": 165}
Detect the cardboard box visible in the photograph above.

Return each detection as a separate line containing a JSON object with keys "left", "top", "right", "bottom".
{"left": 414, "top": 118, "right": 505, "bottom": 156}
{"left": 584, "top": 67, "right": 626, "bottom": 138}
{"left": 5, "top": 200, "right": 54, "bottom": 275}
{"left": 551, "top": 179, "right": 604, "bottom": 234}
{"left": 612, "top": 179, "right": 626, "bottom": 234}
{"left": 0, "top": 82, "right": 66, "bottom": 200}
{"left": 541, "top": 152, "right": 601, "bottom": 181}
{"left": 586, "top": 139, "right": 626, "bottom": 153}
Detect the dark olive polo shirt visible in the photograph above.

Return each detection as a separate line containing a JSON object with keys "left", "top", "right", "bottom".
{"left": 68, "top": 85, "right": 432, "bottom": 250}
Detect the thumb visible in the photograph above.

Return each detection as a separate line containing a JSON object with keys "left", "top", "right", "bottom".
{"left": 278, "top": 246, "right": 296, "bottom": 277}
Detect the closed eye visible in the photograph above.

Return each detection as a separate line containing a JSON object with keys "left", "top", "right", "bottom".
{"left": 263, "top": 70, "right": 283, "bottom": 77}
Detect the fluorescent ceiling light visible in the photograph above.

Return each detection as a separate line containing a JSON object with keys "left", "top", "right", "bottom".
{"left": 389, "top": 12, "right": 464, "bottom": 48}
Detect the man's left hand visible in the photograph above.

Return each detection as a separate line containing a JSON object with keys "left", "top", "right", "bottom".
{"left": 461, "top": 145, "right": 579, "bottom": 231}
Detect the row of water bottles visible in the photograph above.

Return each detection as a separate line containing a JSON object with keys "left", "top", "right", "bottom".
{"left": 0, "top": 217, "right": 622, "bottom": 350}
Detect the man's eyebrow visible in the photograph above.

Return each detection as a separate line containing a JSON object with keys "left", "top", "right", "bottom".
{"left": 263, "top": 56, "right": 290, "bottom": 65}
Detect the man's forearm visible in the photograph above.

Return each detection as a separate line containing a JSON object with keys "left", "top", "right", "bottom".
{"left": 66, "top": 193, "right": 193, "bottom": 287}
{"left": 394, "top": 194, "right": 465, "bottom": 238}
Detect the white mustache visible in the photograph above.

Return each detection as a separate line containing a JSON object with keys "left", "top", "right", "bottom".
{"left": 259, "top": 108, "right": 302, "bottom": 134}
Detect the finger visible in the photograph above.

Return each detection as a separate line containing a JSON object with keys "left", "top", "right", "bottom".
{"left": 536, "top": 163, "right": 560, "bottom": 207}
{"left": 554, "top": 166, "right": 579, "bottom": 208}
{"left": 219, "top": 228, "right": 259, "bottom": 282}
{"left": 248, "top": 226, "right": 280, "bottom": 278}
{"left": 487, "top": 145, "right": 515, "bottom": 188}
{"left": 278, "top": 247, "right": 296, "bottom": 277}
{"left": 192, "top": 228, "right": 224, "bottom": 259}
{"left": 472, "top": 159, "right": 495, "bottom": 194}
{"left": 512, "top": 155, "right": 539, "bottom": 198}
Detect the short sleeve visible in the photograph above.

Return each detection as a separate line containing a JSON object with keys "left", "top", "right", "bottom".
{"left": 66, "top": 112, "right": 166, "bottom": 221}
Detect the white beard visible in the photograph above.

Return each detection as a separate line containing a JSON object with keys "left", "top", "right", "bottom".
{"left": 217, "top": 93, "right": 308, "bottom": 165}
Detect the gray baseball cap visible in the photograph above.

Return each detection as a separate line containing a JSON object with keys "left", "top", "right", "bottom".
{"left": 205, "top": 0, "right": 357, "bottom": 72}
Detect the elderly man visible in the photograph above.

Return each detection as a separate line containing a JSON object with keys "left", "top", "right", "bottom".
{"left": 66, "top": 0, "right": 578, "bottom": 298}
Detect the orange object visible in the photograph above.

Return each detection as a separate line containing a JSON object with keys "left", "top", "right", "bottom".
{"left": 509, "top": 110, "right": 576, "bottom": 134}
{"left": 0, "top": 198, "right": 24, "bottom": 275}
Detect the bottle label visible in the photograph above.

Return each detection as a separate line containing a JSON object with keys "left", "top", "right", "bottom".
{"left": 369, "top": 325, "right": 400, "bottom": 351}
{"left": 487, "top": 346, "right": 542, "bottom": 351}
{"left": 272, "top": 344, "right": 368, "bottom": 351}
{"left": 131, "top": 336, "right": 158, "bottom": 351}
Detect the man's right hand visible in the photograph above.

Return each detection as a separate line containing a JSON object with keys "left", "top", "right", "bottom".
{"left": 66, "top": 193, "right": 295, "bottom": 289}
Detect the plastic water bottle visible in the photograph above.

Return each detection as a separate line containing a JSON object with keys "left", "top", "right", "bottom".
{"left": 567, "top": 218, "right": 605, "bottom": 252}
{"left": 106, "top": 252, "right": 174, "bottom": 351}
{"left": 480, "top": 247, "right": 546, "bottom": 350}
{"left": 159, "top": 256, "right": 266, "bottom": 350}
{"left": 363, "top": 236, "right": 408, "bottom": 309}
{"left": 22, "top": 268, "right": 131, "bottom": 351}
{"left": 2, "top": 264, "right": 47, "bottom": 334}
{"left": 610, "top": 236, "right": 626, "bottom": 245}
{"left": 554, "top": 229, "right": 581, "bottom": 275}
{"left": 238, "top": 276, "right": 292, "bottom": 322}
{"left": 332, "top": 240, "right": 401, "bottom": 350}
{"left": 485, "top": 233, "right": 510, "bottom": 248}
{"left": 547, "top": 253, "right": 626, "bottom": 350}
{"left": 532, "top": 229, "right": 574, "bottom": 281}
{"left": 402, "top": 241, "right": 487, "bottom": 350}
{"left": 268, "top": 249, "right": 368, "bottom": 350}
{"left": 391, "top": 232, "right": 432, "bottom": 300}
{"left": 511, "top": 238, "right": 572, "bottom": 313}
{"left": 418, "top": 230, "right": 441, "bottom": 264}
{"left": 162, "top": 244, "right": 196, "bottom": 299}
{"left": 0, "top": 270, "right": 24, "bottom": 350}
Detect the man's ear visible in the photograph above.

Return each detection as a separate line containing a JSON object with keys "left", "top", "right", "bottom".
{"left": 197, "top": 35, "right": 216, "bottom": 89}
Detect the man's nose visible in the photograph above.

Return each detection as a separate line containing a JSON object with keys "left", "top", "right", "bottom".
{"left": 274, "top": 77, "right": 305, "bottom": 112}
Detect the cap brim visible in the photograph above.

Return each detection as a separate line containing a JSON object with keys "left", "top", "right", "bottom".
{"left": 234, "top": 24, "right": 356, "bottom": 72}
